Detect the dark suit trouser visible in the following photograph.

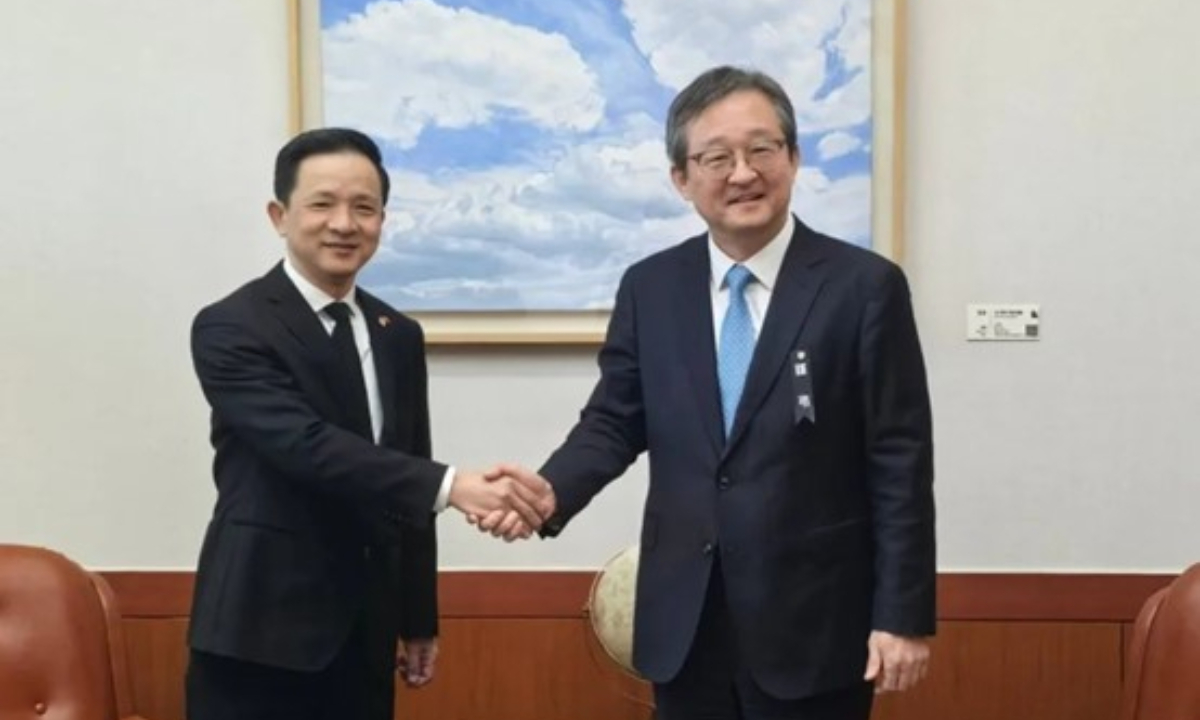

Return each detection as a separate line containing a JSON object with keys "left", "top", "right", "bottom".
{"left": 653, "top": 557, "right": 874, "bottom": 720}
{"left": 186, "top": 558, "right": 397, "bottom": 720}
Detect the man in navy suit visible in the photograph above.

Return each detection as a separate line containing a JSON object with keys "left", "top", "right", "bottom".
{"left": 483, "top": 67, "right": 935, "bottom": 719}
{"left": 186, "top": 127, "right": 551, "bottom": 720}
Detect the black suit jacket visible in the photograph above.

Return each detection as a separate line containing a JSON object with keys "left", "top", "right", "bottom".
{"left": 188, "top": 263, "right": 446, "bottom": 672}
{"left": 542, "top": 218, "right": 935, "bottom": 699}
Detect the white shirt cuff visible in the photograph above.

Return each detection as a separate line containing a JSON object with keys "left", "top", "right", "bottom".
{"left": 433, "top": 466, "right": 455, "bottom": 513}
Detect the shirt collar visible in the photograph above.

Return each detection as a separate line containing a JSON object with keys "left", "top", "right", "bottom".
{"left": 708, "top": 214, "right": 795, "bottom": 290}
{"left": 281, "top": 257, "right": 359, "bottom": 317}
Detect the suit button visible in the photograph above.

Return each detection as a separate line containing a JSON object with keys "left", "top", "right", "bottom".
{"left": 717, "top": 476, "right": 731, "bottom": 490}
{"left": 702, "top": 542, "right": 715, "bottom": 556}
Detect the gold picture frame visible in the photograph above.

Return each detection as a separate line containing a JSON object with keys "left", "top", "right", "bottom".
{"left": 287, "top": 0, "right": 904, "bottom": 345}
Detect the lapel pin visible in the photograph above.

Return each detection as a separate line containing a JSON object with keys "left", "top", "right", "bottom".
{"left": 378, "top": 316, "right": 391, "bottom": 328}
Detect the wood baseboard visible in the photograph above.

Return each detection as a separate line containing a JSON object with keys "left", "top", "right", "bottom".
{"left": 101, "top": 569, "right": 1173, "bottom": 621}
{"left": 100, "top": 569, "right": 1175, "bottom": 720}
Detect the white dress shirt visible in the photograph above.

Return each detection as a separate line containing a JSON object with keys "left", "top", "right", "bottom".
{"left": 283, "top": 258, "right": 454, "bottom": 512}
{"left": 708, "top": 214, "right": 795, "bottom": 347}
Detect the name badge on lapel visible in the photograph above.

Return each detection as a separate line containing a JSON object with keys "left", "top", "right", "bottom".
{"left": 792, "top": 349, "right": 815, "bottom": 424}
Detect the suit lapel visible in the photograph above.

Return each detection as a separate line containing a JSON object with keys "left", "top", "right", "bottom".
{"left": 260, "top": 263, "right": 332, "bottom": 356}
{"left": 724, "top": 220, "right": 829, "bottom": 455}
{"left": 258, "top": 263, "right": 345, "bottom": 416}
{"left": 672, "top": 236, "right": 724, "bottom": 457}
{"left": 360, "top": 291, "right": 399, "bottom": 445}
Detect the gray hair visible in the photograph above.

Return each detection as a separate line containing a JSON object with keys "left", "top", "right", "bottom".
{"left": 665, "top": 66, "right": 799, "bottom": 172}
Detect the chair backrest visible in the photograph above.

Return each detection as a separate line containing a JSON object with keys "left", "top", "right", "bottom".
{"left": 1123, "top": 562, "right": 1200, "bottom": 720}
{"left": 0, "top": 544, "right": 134, "bottom": 720}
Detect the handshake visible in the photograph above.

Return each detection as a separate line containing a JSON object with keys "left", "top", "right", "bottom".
{"left": 447, "top": 464, "right": 556, "bottom": 541}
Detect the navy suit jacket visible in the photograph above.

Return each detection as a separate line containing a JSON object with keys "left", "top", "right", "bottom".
{"left": 541, "top": 218, "right": 935, "bottom": 699}
{"left": 188, "top": 263, "right": 446, "bottom": 672}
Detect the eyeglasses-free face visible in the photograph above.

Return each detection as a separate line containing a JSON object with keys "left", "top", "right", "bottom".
{"left": 268, "top": 151, "right": 385, "bottom": 299}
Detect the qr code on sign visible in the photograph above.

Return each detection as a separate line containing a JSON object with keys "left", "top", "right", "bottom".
{"left": 1025, "top": 324, "right": 1039, "bottom": 338}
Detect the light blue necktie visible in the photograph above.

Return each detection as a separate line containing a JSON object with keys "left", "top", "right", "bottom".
{"left": 718, "top": 264, "right": 756, "bottom": 438}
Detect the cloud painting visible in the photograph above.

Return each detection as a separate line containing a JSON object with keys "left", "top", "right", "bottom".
{"left": 317, "top": 0, "right": 879, "bottom": 311}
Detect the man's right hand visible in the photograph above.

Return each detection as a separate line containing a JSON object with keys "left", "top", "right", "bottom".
{"left": 466, "top": 464, "right": 557, "bottom": 541}
{"left": 447, "top": 468, "right": 552, "bottom": 532}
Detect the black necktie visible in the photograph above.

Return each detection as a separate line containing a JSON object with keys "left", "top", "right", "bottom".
{"left": 324, "top": 302, "right": 373, "bottom": 441}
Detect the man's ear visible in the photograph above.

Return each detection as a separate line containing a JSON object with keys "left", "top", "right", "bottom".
{"left": 790, "top": 144, "right": 802, "bottom": 169}
{"left": 267, "top": 200, "right": 287, "bottom": 235}
{"left": 670, "top": 166, "right": 692, "bottom": 203}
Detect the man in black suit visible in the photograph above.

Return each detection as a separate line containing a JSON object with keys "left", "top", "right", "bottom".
{"left": 482, "top": 67, "right": 936, "bottom": 719}
{"left": 186, "top": 127, "right": 551, "bottom": 720}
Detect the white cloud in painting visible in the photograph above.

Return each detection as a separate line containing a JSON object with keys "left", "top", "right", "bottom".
{"left": 386, "top": 124, "right": 679, "bottom": 250}
{"left": 619, "top": 0, "right": 872, "bottom": 133}
{"left": 364, "top": 125, "right": 699, "bottom": 309}
{"left": 794, "top": 166, "right": 871, "bottom": 244}
{"left": 816, "top": 130, "right": 863, "bottom": 160}
{"left": 322, "top": 0, "right": 605, "bottom": 147}
{"left": 383, "top": 207, "right": 702, "bottom": 311}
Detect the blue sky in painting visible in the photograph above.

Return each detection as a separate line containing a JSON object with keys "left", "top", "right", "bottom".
{"left": 318, "top": 0, "right": 877, "bottom": 311}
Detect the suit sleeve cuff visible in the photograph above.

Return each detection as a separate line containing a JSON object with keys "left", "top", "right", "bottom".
{"left": 433, "top": 466, "right": 455, "bottom": 513}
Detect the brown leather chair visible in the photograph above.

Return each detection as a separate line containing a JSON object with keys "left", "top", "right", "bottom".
{"left": 1122, "top": 562, "right": 1200, "bottom": 720}
{"left": 0, "top": 544, "right": 148, "bottom": 720}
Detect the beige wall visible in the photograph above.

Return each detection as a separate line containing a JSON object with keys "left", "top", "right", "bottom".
{"left": 2, "top": 0, "right": 1198, "bottom": 570}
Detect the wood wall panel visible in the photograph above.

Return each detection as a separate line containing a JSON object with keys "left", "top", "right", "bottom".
{"left": 101, "top": 571, "right": 1173, "bottom": 720}
{"left": 106, "top": 572, "right": 193, "bottom": 617}
{"left": 937, "top": 574, "right": 1171, "bottom": 621}
{"left": 874, "top": 622, "right": 1123, "bottom": 720}
{"left": 1122, "top": 621, "right": 1135, "bottom": 680}
{"left": 103, "top": 570, "right": 1172, "bottom": 621}
{"left": 396, "top": 618, "right": 653, "bottom": 720}
{"left": 118, "top": 616, "right": 653, "bottom": 720}
{"left": 122, "top": 618, "right": 188, "bottom": 720}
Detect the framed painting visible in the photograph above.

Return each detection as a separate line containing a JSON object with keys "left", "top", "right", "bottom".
{"left": 289, "top": 0, "right": 905, "bottom": 344}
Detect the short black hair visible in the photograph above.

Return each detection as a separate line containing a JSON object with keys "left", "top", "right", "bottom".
{"left": 273, "top": 127, "right": 390, "bottom": 205}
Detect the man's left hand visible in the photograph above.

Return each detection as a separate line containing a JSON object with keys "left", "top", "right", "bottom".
{"left": 863, "top": 630, "right": 930, "bottom": 693}
{"left": 396, "top": 637, "right": 439, "bottom": 687}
